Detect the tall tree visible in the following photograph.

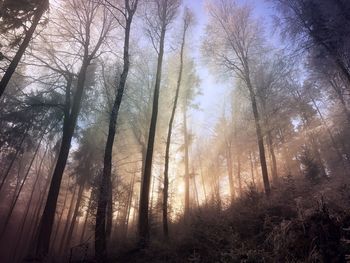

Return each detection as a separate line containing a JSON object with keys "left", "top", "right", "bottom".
{"left": 95, "top": 0, "right": 138, "bottom": 261}
{"left": 203, "top": 0, "right": 271, "bottom": 194}
{"left": 162, "top": 7, "right": 193, "bottom": 239}
{"left": 139, "top": 0, "right": 180, "bottom": 246}
{"left": 33, "top": 0, "right": 112, "bottom": 259}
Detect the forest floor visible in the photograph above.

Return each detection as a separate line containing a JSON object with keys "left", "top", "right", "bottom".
{"left": 84, "top": 174, "right": 350, "bottom": 263}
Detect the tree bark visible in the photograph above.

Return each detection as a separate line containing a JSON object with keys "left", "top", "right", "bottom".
{"left": 0, "top": 131, "right": 27, "bottom": 193}
{"left": 35, "top": 60, "right": 89, "bottom": 259}
{"left": 80, "top": 192, "right": 92, "bottom": 244}
{"left": 58, "top": 185, "right": 78, "bottom": 255}
{"left": 183, "top": 105, "right": 190, "bottom": 221}
{"left": 51, "top": 179, "right": 71, "bottom": 251}
{"left": 236, "top": 154, "right": 242, "bottom": 197}
{"left": 139, "top": 23, "right": 167, "bottom": 247}
{"left": 266, "top": 129, "right": 278, "bottom": 181}
{"left": 95, "top": 5, "right": 136, "bottom": 260}
{"left": 247, "top": 80, "right": 271, "bottom": 195}
{"left": 124, "top": 172, "right": 136, "bottom": 239}
{"left": 162, "top": 17, "right": 187, "bottom": 238}
{"left": 12, "top": 146, "right": 48, "bottom": 262}
{"left": 226, "top": 147, "right": 235, "bottom": 200}
{"left": 64, "top": 180, "right": 86, "bottom": 252}
{"left": 193, "top": 171, "right": 200, "bottom": 208}
{"left": 0, "top": 134, "right": 44, "bottom": 235}
{"left": 198, "top": 154, "right": 208, "bottom": 205}
{"left": 249, "top": 152, "right": 255, "bottom": 185}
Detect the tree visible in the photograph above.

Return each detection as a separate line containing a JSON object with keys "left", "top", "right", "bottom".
{"left": 95, "top": 0, "right": 138, "bottom": 261}
{"left": 138, "top": 0, "right": 180, "bottom": 246}
{"left": 162, "top": 7, "right": 193, "bottom": 239}
{"left": 253, "top": 52, "right": 294, "bottom": 182}
{"left": 33, "top": 0, "right": 112, "bottom": 259}
{"left": 203, "top": 0, "right": 271, "bottom": 195}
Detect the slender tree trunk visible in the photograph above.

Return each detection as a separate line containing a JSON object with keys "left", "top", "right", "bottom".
{"left": 132, "top": 193, "right": 138, "bottom": 233}
{"left": 35, "top": 60, "right": 89, "bottom": 259}
{"left": 0, "top": 131, "right": 27, "bottom": 192}
{"left": 183, "top": 106, "right": 190, "bottom": 221}
{"left": 278, "top": 129, "right": 292, "bottom": 175}
{"left": 121, "top": 173, "right": 135, "bottom": 239}
{"left": 51, "top": 180, "right": 71, "bottom": 251}
{"left": 64, "top": 180, "right": 86, "bottom": 252}
{"left": 226, "top": 147, "right": 235, "bottom": 200}
{"left": 266, "top": 129, "right": 278, "bottom": 181}
{"left": 12, "top": 146, "right": 48, "bottom": 262}
{"left": 25, "top": 167, "right": 52, "bottom": 260}
{"left": 249, "top": 152, "right": 255, "bottom": 185}
{"left": 295, "top": 90, "right": 327, "bottom": 177}
{"left": 0, "top": 1, "right": 47, "bottom": 98}
{"left": 310, "top": 96, "right": 347, "bottom": 168}
{"left": 162, "top": 18, "right": 188, "bottom": 238}
{"left": 80, "top": 193, "right": 92, "bottom": 244}
{"left": 149, "top": 175, "right": 156, "bottom": 220}
{"left": 95, "top": 8, "right": 136, "bottom": 260}
{"left": 247, "top": 79, "right": 270, "bottom": 195}
{"left": 1, "top": 135, "right": 43, "bottom": 236}
{"left": 139, "top": 22, "right": 167, "bottom": 246}
{"left": 252, "top": 151, "right": 261, "bottom": 188}
{"left": 58, "top": 185, "right": 78, "bottom": 255}
{"left": 193, "top": 171, "right": 200, "bottom": 208}
{"left": 236, "top": 154, "right": 242, "bottom": 197}
{"left": 198, "top": 155, "right": 208, "bottom": 205}
{"left": 106, "top": 178, "right": 113, "bottom": 242}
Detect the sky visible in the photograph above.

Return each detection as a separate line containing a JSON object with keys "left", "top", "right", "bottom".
{"left": 181, "top": 0, "right": 280, "bottom": 137}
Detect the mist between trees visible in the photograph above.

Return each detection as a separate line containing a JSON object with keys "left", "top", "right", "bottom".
{"left": 1, "top": 0, "right": 350, "bottom": 262}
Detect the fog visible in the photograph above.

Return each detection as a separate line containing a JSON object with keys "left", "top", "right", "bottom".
{"left": 1, "top": 0, "right": 350, "bottom": 262}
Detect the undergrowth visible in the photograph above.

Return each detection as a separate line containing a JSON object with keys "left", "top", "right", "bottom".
{"left": 108, "top": 174, "right": 350, "bottom": 263}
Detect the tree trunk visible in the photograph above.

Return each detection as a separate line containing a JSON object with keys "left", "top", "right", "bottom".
{"left": 35, "top": 60, "right": 89, "bottom": 259}
{"left": 278, "top": 128, "right": 292, "bottom": 175}
{"left": 106, "top": 178, "right": 113, "bottom": 242}
{"left": 266, "top": 129, "right": 278, "bottom": 182}
{"left": 226, "top": 147, "right": 235, "bottom": 200}
{"left": 193, "top": 171, "right": 200, "bottom": 208}
{"left": 0, "top": 131, "right": 27, "bottom": 193}
{"left": 80, "top": 192, "right": 92, "bottom": 244}
{"left": 139, "top": 22, "right": 167, "bottom": 246}
{"left": 236, "top": 154, "right": 242, "bottom": 197}
{"left": 310, "top": 95, "right": 347, "bottom": 168}
{"left": 95, "top": 9, "right": 135, "bottom": 260}
{"left": 24, "top": 165, "right": 52, "bottom": 261}
{"left": 247, "top": 80, "right": 271, "bottom": 195}
{"left": 12, "top": 146, "right": 48, "bottom": 263}
{"left": 0, "top": 1, "right": 47, "bottom": 98}
{"left": 162, "top": 18, "right": 187, "bottom": 238}
{"left": 249, "top": 152, "right": 255, "bottom": 185}
{"left": 183, "top": 106, "right": 190, "bottom": 221}
{"left": 124, "top": 172, "right": 136, "bottom": 239}
{"left": 1, "top": 134, "right": 43, "bottom": 236}
{"left": 58, "top": 185, "right": 78, "bottom": 255}
{"left": 51, "top": 179, "right": 71, "bottom": 251}
{"left": 64, "top": 180, "right": 86, "bottom": 252}
{"left": 198, "top": 155, "right": 208, "bottom": 205}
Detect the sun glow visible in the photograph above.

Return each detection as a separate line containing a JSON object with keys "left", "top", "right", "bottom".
{"left": 177, "top": 182, "right": 185, "bottom": 194}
